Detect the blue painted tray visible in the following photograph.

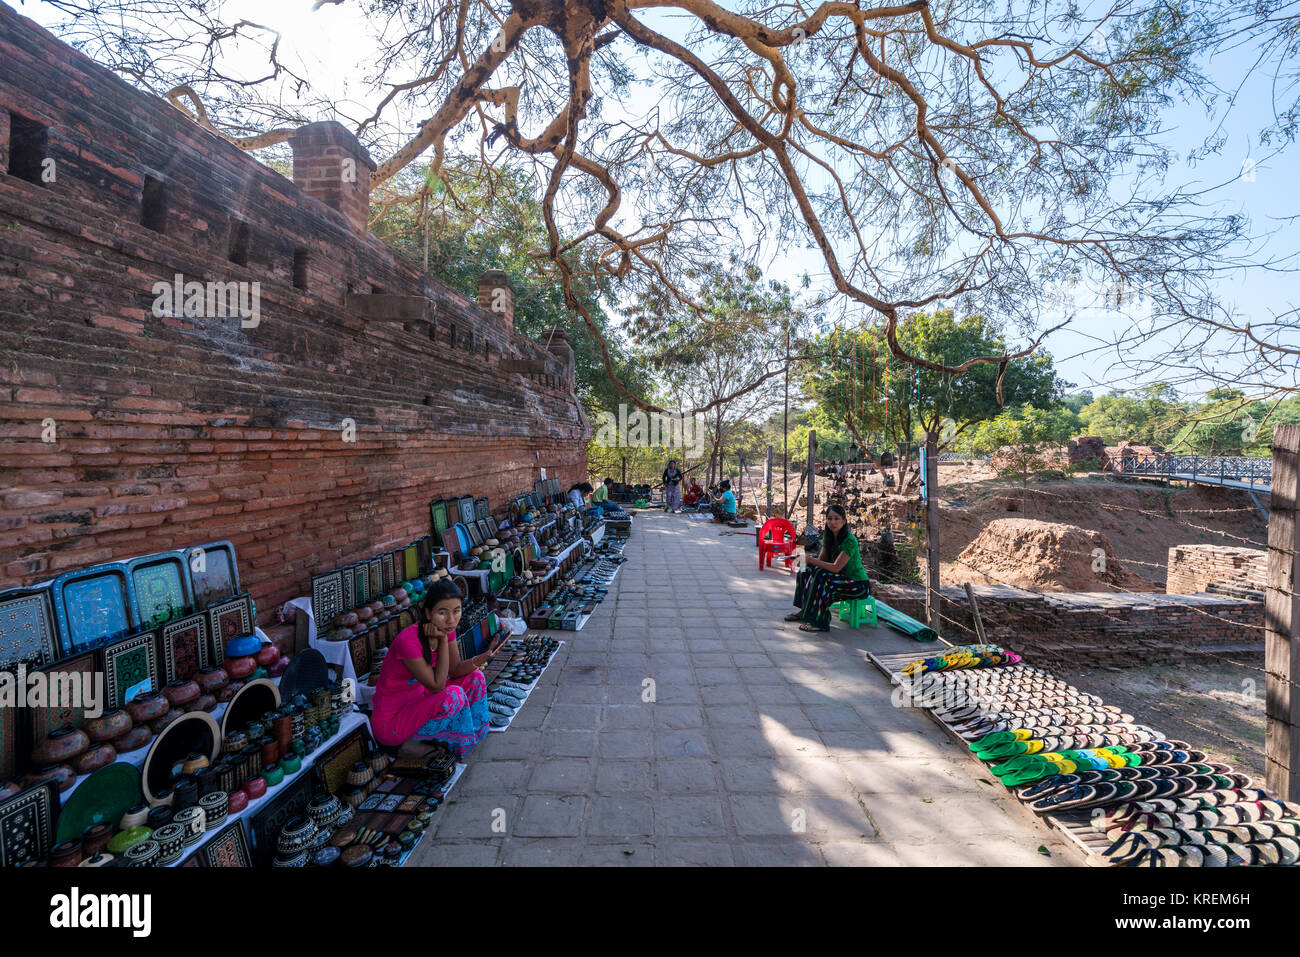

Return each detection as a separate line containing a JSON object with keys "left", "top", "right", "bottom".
{"left": 51, "top": 563, "right": 139, "bottom": 656}
{"left": 127, "top": 551, "right": 193, "bottom": 628}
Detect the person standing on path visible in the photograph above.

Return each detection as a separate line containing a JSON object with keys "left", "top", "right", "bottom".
{"left": 662, "top": 459, "right": 684, "bottom": 512}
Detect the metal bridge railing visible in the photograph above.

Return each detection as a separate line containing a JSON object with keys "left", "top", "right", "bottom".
{"left": 1117, "top": 454, "right": 1272, "bottom": 488}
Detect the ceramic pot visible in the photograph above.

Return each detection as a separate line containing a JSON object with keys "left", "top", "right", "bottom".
{"left": 150, "top": 709, "right": 183, "bottom": 735}
{"left": 0, "top": 781, "right": 19, "bottom": 800}
{"left": 163, "top": 680, "right": 200, "bottom": 707}
{"left": 341, "top": 845, "right": 372, "bottom": 868}
{"left": 225, "top": 634, "right": 261, "bottom": 658}
{"left": 223, "top": 731, "right": 248, "bottom": 755}
{"left": 311, "top": 846, "right": 341, "bottom": 867}
{"left": 305, "top": 793, "right": 342, "bottom": 828}
{"left": 196, "top": 767, "right": 221, "bottom": 797}
{"left": 269, "top": 656, "right": 290, "bottom": 678}
{"left": 172, "top": 777, "right": 199, "bottom": 812}
{"left": 333, "top": 611, "right": 359, "bottom": 629}
{"left": 254, "top": 644, "right": 280, "bottom": 668}
{"left": 127, "top": 691, "right": 169, "bottom": 724}
{"left": 259, "top": 738, "right": 280, "bottom": 768}
{"left": 78, "top": 853, "right": 115, "bottom": 867}
{"left": 22, "top": 763, "right": 75, "bottom": 793}
{"left": 181, "top": 751, "right": 210, "bottom": 775}
{"left": 119, "top": 803, "right": 149, "bottom": 830}
{"left": 82, "top": 822, "right": 113, "bottom": 858}
{"left": 367, "top": 600, "right": 386, "bottom": 617}
{"left": 262, "top": 763, "right": 284, "bottom": 787}
{"left": 243, "top": 776, "right": 267, "bottom": 801}
{"left": 226, "top": 788, "right": 249, "bottom": 814}
{"left": 245, "top": 720, "right": 266, "bottom": 741}
{"left": 391, "top": 587, "right": 408, "bottom": 603}
{"left": 86, "top": 708, "right": 133, "bottom": 744}
{"left": 146, "top": 804, "right": 173, "bottom": 834}
{"left": 277, "top": 815, "right": 316, "bottom": 855}
{"left": 107, "top": 826, "right": 153, "bottom": 855}
{"left": 217, "top": 681, "right": 241, "bottom": 704}
{"left": 114, "top": 722, "right": 154, "bottom": 754}
{"left": 272, "top": 715, "right": 293, "bottom": 750}
{"left": 173, "top": 806, "right": 205, "bottom": 844}
{"left": 151, "top": 786, "right": 174, "bottom": 808}
{"left": 225, "top": 656, "right": 256, "bottom": 680}
{"left": 33, "top": 726, "right": 90, "bottom": 764}
{"left": 272, "top": 850, "right": 308, "bottom": 868}
{"left": 72, "top": 742, "right": 118, "bottom": 776}
{"left": 199, "top": 790, "right": 228, "bottom": 817}
{"left": 356, "top": 605, "right": 374, "bottom": 624}
{"left": 197, "top": 667, "right": 228, "bottom": 695}
{"left": 342, "top": 787, "right": 365, "bottom": 810}
{"left": 186, "top": 694, "right": 217, "bottom": 714}
{"left": 153, "top": 822, "right": 186, "bottom": 866}
{"left": 124, "top": 839, "right": 161, "bottom": 867}
{"left": 279, "top": 753, "right": 302, "bottom": 774}
{"left": 49, "top": 839, "right": 83, "bottom": 868}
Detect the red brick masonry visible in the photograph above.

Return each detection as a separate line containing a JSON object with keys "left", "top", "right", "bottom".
{"left": 0, "top": 6, "right": 590, "bottom": 622}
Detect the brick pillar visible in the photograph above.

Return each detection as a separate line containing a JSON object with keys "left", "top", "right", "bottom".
{"left": 289, "top": 121, "right": 376, "bottom": 235}
{"left": 542, "top": 327, "right": 575, "bottom": 384}
{"left": 478, "top": 270, "right": 514, "bottom": 326}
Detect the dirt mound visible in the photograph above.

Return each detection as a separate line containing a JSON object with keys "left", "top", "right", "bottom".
{"left": 953, "top": 518, "right": 1154, "bottom": 592}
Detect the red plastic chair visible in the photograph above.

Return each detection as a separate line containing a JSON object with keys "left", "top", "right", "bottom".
{"left": 758, "top": 517, "right": 798, "bottom": 571}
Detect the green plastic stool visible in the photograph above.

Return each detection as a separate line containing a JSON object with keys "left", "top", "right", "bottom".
{"left": 834, "top": 597, "right": 878, "bottom": 628}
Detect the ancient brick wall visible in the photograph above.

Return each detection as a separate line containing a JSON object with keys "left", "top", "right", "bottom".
{"left": 1166, "top": 545, "right": 1268, "bottom": 598}
{"left": 0, "top": 6, "right": 589, "bottom": 622}
{"left": 875, "top": 583, "right": 1262, "bottom": 669}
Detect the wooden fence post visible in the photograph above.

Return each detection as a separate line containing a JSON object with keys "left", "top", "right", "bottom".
{"left": 1266, "top": 425, "right": 1300, "bottom": 799}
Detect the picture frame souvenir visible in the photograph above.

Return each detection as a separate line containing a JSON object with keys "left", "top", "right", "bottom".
{"left": 464, "top": 522, "right": 483, "bottom": 548}
{"left": 0, "top": 782, "right": 58, "bottom": 868}
{"left": 51, "top": 563, "right": 139, "bottom": 656}
{"left": 347, "top": 633, "right": 370, "bottom": 680}
{"left": 0, "top": 588, "right": 58, "bottom": 671}
{"left": 485, "top": 516, "right": 499, "bottom": 537}
{"left": 127, "top": 552, "right": 193, "bottom": 629}
{"left": 475, "top": 497, "right": 491, "bottom": 521}
{"left": 403, "top": 544, "right": 420, "bottom": 582}
{"left": 201, "top": 819, "right": 252, "bottom": 868}
{"left": 311, "top": 571, "right": 344, "bottom": 633}
{"left": 313, "top": 725, "right": 374, "bottom": 796}
{"left": 27, "top": 652, "right": 97, "bottom": 749}
{"left": 352, "top": 564, "right": 370, "bottom": 607}
{"left": 391, "top": 550, "right": 404, "bottom": 589}
{"left": 160, "top": 612, "right": 207, "bottom": 684}
{"left": 186, "top": 540, "right": 241, "bottom": 612}
{"left": 100, "top": 630, "right": 158, "bottom": 711}
{"left": 441, "top": 528, "right": 463, "bottom": 561}
{"left": 367, "top": 558, "right": 384, "bottom": 600}
{"left": 456, "top": 496, "right": 475, "bottom": 526}
{"left": 475, "top": 520, "right": 492, "bottom": 543}
{"left": 206, "top": 594, "right": 253, "bottom": 667}
{"left": 430, "top": 500, "right": 451, "bottom": 537}
{"left": 0, "top": 671, "right": 21, "bottom": 782}
{"left": 340, "top": 564, "right": 357, "bottom": 612}
{"left": 414, "top": 536, "right": 433, "bottom": 576}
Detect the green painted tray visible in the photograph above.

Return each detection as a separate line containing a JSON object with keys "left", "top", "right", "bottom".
{"left": 55, "top": 762, "right": 143, "bottom": 843}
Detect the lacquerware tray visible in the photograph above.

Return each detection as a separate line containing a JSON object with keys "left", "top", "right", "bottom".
{"left": 127, "top": 552, "right": 193, "bottom": 628}
{"left": 51, "top": 563, "right": 139, "bottom": 656}
{"left": 0, "top": 587, "right": 58, "bottom": 670}
{"left": 187, "top": 540, "right": 241, "bottom": 612}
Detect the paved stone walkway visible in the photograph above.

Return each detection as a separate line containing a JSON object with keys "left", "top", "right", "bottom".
{"left": 409, "top": 510, "right": 1071, "bottom": 866}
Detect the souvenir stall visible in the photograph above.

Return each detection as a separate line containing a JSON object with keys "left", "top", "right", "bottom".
{"left": 0, "top": 542, "right": 397, "bottom": 867}
{"left": 869, "top": 644, "right": 1300, "bottom": 867}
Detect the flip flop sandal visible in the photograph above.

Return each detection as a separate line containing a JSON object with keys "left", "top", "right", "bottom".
{"left": 1030, "top": 784, "right": 1096, "bottom": 813}
{"left": 1201, "top": 843, "right": 1230, "bottom": 867}
{"left": 1104, "top": 831, "right": 1158, "bottom": 862}
{"left": 1273, "top": 837, "right": 1300, "bottom": 864}
{"left": 1019, "top": 774, "right": 1080, "bottom": 800}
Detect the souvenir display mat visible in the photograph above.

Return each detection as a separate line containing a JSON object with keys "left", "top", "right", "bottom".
{"left": 128, "top": 553, "right": 192, "bottom": 628}
{"left": 101, "top": 630, "right": 159, "bottom": 710}
{"left": 160, "top": 612, "right": 207, "bottom": 684}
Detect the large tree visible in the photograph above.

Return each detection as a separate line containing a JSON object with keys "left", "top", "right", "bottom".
{"left": 37, "top": 0, "right": 1272, "bottom": 410}
{"left": 803, "top": 310, "right": 1066, "bottom": 490}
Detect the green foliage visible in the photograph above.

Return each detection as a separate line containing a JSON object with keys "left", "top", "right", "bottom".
{"left": 1077, "top": 383, "right": 1186, "bottom": 446}
{"left": 1171, "top": 391, "right": 1300, "bottom": 455}
{"left": 802, "top": 309, "right": 1067, "bottom": 462}
{"left": 970, "top": 404, "right": 1081, "bottom": 485}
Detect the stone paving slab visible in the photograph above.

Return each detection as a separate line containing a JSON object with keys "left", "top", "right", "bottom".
{"left": 409, "top": 510, "right": 1071, "bottom": 866}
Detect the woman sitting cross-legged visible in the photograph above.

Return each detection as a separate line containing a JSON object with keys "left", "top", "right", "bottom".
{"left": 785, "top": 504, "right": 871, "bottom": 633}
{"left": 370, "top": 581, "right": 505, "bottom": 758}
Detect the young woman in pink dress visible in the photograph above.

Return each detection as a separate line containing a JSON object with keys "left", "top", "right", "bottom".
{"left": 370, "top": 581, "right": 504, "bottom": 757}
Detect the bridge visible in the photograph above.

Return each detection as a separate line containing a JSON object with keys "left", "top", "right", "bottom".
{"left": 1117, "top": 454, "right": 1272, "bottom": 516}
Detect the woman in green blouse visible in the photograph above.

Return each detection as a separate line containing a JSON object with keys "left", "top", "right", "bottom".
{"left": 784, "top": 504, "right": 871, "bottom": 632}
